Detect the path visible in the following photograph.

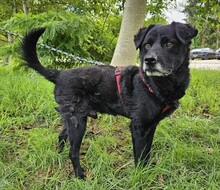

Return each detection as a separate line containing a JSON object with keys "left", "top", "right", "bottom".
{"left": 190, "top": 60, "right": 220, "bottom": 70}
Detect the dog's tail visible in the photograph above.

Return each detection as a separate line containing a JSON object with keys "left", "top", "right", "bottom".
{"left": 21, "top": 28, "right": 59, "bottom": 84}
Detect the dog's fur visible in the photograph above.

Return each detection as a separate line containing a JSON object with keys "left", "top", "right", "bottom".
{"left": 21, "top": 22, "right": 197, "bottom": 179}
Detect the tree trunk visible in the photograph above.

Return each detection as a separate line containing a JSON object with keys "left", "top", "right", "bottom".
{"left": 13, "top": 0, "right": 18, "bottom": 13}
{"left": 8, "top": 34, "right": 14, "bottom": 44}
{"left": 111, "top": 0, "right": 147, "bottom": 66}
{"left": 7, "top": 35, "right": 14, "bottom": 64}
{"left": 23, "top": 0, "right": 29, "bottom": 15}
{"left": 217, "top": 27, "right": 220, "bottom": 49}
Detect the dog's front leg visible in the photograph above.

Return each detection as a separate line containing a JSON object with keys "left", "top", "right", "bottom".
{"left": 64, "top": 115, "right": 87, "bottom": 179}
{"left": 129, "top": 120, "right": 158, "bottom": 166}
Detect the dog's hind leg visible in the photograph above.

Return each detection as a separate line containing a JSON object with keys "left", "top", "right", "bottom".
{"left": 58, "top": 126, "right": 68, "bottom": 153}
{"left": 58, "top": 110, "right": 97, "bottom": 154}
{"left": 56, "top": 106, "right": 69, "bottom": 153}
{"left": 129, "top": 120, "right": 158, "bottom": 166}
{"left": 63, "top": 113, "right": 87, "bottom": 179}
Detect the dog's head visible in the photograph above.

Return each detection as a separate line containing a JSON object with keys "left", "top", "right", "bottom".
{"left": 134, "top": 22, "right": 198, "bottom": 77}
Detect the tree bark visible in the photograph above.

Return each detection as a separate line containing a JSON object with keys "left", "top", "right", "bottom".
{"left": 111, "top": 0, "right": 147, "bottom": 66}
{"left": 13, "top": 0, "right": 18, "bottom": 13}
{"left": 8, "top": 34, "right": 14, "bottom": 44}
{"left": 23, "top": 0, "right": 29, "bottom": 15}
{"left": 217, "top": 27, "right": 220, "bottom": 49}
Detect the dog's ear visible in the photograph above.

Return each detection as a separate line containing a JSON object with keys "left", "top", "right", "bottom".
{"left": 134, "top": 24, "right": 155, "bottom": 49}
{"left": 172, "top": 22, "right": 198, "bottom": 44}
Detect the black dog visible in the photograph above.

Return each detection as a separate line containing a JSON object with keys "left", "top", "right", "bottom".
{"left": 21, "top": 22, "right": 197, "bottom": 179}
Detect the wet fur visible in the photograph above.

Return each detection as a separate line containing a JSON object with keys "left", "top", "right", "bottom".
{"left": 21, "top": 22, "right": 197, "bottom": 179}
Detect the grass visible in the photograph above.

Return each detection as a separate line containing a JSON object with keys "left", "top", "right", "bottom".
{"left": 0, "top": 66, "right": 219, "bottom": 190}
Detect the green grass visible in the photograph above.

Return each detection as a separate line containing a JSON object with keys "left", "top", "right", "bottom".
{"left": 0, "top": 66, "right": 219, "bottom": 190}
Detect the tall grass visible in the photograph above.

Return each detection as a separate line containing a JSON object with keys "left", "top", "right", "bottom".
{"left": 0, "top": 66, "right": 219, "bottom": 190}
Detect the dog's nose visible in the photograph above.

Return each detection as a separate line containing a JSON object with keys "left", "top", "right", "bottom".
{"left": 144, "top": 55, "right": 157, "bottom": 65}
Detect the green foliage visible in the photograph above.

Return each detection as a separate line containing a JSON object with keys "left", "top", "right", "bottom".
{"left": 1, "top": 11, "right": 121, "bottom": 69}
{"left": 0, "top": 66, "right": 219, "bottom": 189}
{"left": 0, "top": 0, "right": 86, "bottom": 19}
{"left": 0, "top": 2, "right": 172, "bottom": 70}
{"left": 145, "top": 16, "right": 168, "bottom": 26}
{"left": 145, "top": 0, "right": 176, "bottom": 25}
{"left": 0, "top": 0, "right": 15, "bottom": 20}
{"left": 0, "top": 0, "right": 180, "bottom": 70}
{"left": 184, "top": 0, "right": 220, "bottom": 49}
{"left": 0, "top": 0, "right": 125, "bottom": 69}
{"left": 147, "top": 0, "right": 172, "bottom": 16}
{"left": 67, "top": 0, "right": 124, "bottom": 16}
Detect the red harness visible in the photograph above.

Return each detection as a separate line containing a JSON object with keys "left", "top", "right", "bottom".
{"left": 115, "top": 66, "right": 171, "bottom": 113}
{"left": 115, "top": 66, "right": 123, "bottom": 96}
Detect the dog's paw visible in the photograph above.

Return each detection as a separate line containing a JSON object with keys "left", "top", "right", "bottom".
{"left": 75, "top": 167, "right": 85, "bottom": 180}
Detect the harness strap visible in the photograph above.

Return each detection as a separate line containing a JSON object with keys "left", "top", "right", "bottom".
{"left": 115, "top": 66, "right": 123, "bottom": 95}
{"left": 139, "top": 69, "right": 154, "bottom": 93}
{"left": 162, "top": 104, "right": 171, "bottom": 113}
{"left": 115, "top": 66, "right": 123, "bottom": 102}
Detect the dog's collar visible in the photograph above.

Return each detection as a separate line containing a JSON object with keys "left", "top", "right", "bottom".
{"left": 139, "top": 69, "right": 171, "bottom": 113}
{"left": 115, "top": 66, "right": 171, "bottom": 113}
{"left": 139, "top": 69, "right": 154, "bottom": 93}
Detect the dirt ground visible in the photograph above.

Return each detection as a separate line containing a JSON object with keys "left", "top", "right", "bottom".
{"left": 190, "top": 60, "right": 220, "bottom": 70}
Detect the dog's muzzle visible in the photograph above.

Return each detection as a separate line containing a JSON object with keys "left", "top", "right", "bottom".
{"left": 143, "top": 54, "right": 172, "bottom": 77}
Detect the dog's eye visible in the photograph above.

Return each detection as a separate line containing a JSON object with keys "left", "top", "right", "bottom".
{"left": 145, "top": 44, "right": 151, "bottom": 49}
{"left": 166, "top": 42, "right": 174, "bottom": 48}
